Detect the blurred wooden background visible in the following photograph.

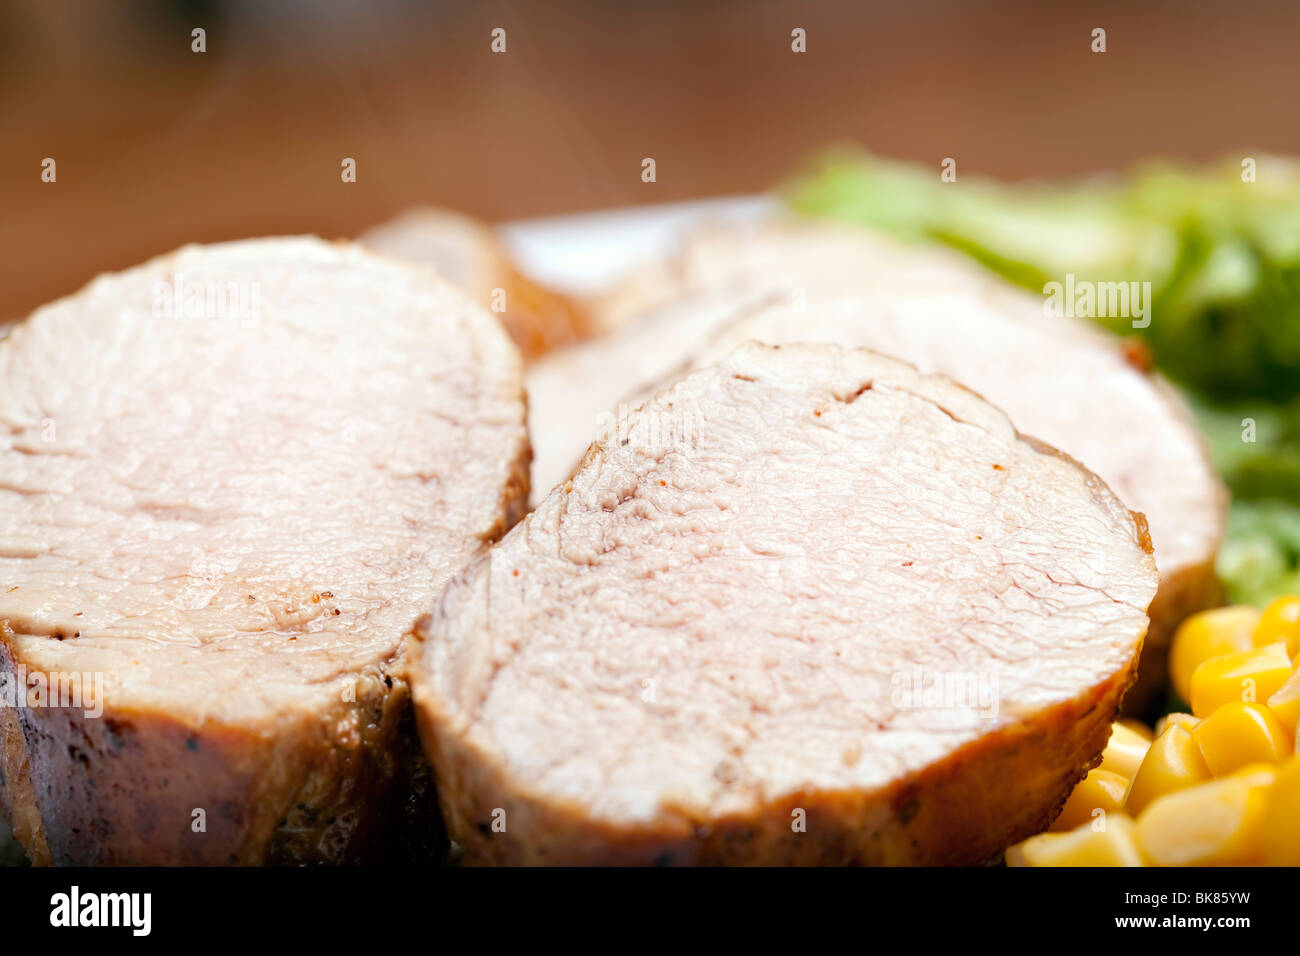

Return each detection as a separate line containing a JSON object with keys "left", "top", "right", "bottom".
{"left": 2, "top": 0, "right": 1298, "bottom": 321}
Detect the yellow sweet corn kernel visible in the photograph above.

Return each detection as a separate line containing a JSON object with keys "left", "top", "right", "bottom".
{"left": 1189, "top": 642, "right": 1293, "bottom": 718}
{"left": 1136, "top": 775, "right": 1272, "bottom": 865}
{"left": 1051, "top": 769, "right": 1130, "bottom": 832}
{"left": 1098, "top": 722, "right": 1151, "bottom": 780}
{"left": 1125, "top": 723, "right": 1212, "bottom": 815}
{"left": 1260, "top": 757, "right": 1300, "bottom": 865}
{"left": 1153, "top": 712, "right": 1199, "bottom": 737}
{"left": 1118, "top": 719, "right": 1153, "bottom": 741}
{"left": 1170, "top": 606, "right": 1261, "bottom": 702}
{"left": 1266, "top": 667, "right": 1300, "bottom": 735}
{"left": 1230, "top": 762, "right": 1280, "bottom": 786}
{"left": 1253, "top": 594, "right": 1300, "bottom": 657}
{"left": 1019, "top": 814, "right": 1144, "bottom": 866}
{"left": 1192, "top": 702, "right": 1293, "bottom": 776}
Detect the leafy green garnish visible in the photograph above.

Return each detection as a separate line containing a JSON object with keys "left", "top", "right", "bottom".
{"left": 1217, "top": 502, "right": 1300, "bottom": 605}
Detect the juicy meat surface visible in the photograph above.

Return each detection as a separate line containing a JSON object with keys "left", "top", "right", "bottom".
{"left": 525, "top": 222, "right": 1225, "bottom": 708}
{"left": 411, "top": 342, "right": 1159, "bottom": 864}
{"left": 0, "top": 237, "right": 530, "bottom": 864}
{"left": 524, "top": 289, "right": 778, "bottom": 504}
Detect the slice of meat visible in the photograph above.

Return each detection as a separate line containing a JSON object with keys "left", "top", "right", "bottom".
{"left": 410, "top": 342, "right": 1159, "bottom": 865}
{"left": 524, "top": 289, "right": 778, "bottom": 504}
{"left": 586, "top": 217, "right": 995, "bottom": 332}
{"left": 361, "top": 206, "right": 588, "bottom": 360}
{"left": 526, "top": 221, "right": 1225, "bottom": 711}
{"left": 0, "top": 237, "right": 530, "bottom": 865}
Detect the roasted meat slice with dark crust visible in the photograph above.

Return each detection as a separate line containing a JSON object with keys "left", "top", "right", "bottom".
{"left": 412, "top": 342, "right": 1159, "bottom": 865}
{"left": 0, "top": 237, "right": 530, "bottom": 864}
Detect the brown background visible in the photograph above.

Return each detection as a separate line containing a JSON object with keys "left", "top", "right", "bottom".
{"left": 1, "top": 0, "right": 1296, "bottom": 321}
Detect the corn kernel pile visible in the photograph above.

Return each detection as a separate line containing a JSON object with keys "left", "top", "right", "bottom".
{"left": 1009, "top": 594, "right": 1300, "bottom": 866}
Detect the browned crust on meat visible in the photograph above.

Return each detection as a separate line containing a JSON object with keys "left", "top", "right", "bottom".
{"left": 480, "top": 390, "right": 534, "bottom": 545}
{"left": 501, "top": 269, "right": 591, "bottom": 361}
{"left": 0, "top": 635, "right": 443, "bottom": 865}
{"left": 360, "top": 208, "right": 591, "bottom": 361}
{"left": 414, "top": 632, "right": 1140, "bottom": 866}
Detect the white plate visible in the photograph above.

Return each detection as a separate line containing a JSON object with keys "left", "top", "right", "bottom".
{"left": 498, "top": 194, "right": 776, "bottom": 294}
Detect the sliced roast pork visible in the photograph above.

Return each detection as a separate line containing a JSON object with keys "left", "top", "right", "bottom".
{"left": 411, "top": 342, "right": 1159, "bottom": 865}
{"left": 525, "top": 222, "right": 1225, "bottom": 709}
{"left": 524, "top": 289, "right": 780, "bottom": 505}
{"left": 0, "top": 238, "right": 530, "bottom": 864}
